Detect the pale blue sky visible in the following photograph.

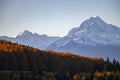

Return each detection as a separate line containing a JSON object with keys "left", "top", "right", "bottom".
{"left": 0, "top": 0, "right": 120, "bottom": 37}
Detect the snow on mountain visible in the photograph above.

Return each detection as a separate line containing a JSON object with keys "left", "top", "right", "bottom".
{"left": 47, "top": 16, "right": 120, "bottom": 60}
{"left": 0, "top": 16, "right": 120, "bottom": 60}
{"left": 0, "top": 30, "right": 60, "bottom": 49}
{"left": 61, "top": 16, "right": 120, "bottom": 46}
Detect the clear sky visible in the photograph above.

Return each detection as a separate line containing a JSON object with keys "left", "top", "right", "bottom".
{"left": 0, "top": 0, "right": 120, "bottom": 37}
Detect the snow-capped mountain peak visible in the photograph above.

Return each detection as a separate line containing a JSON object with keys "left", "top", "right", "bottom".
{"left": 47, "top": 16, "right": 120, "bottom": 61}
{"left": 67, "top": 16, "right": 106, "bottom": 37}
{"left": 22, "top": 30, "right": 32, "bottom": 35}
{"left": 52, "top": 16, "right": 120, "bottom": 48}
{"left": 79, "top": 16, "right": 107, "bottom": 31}
{"left": 16, "top": 30, "right": 33, "bottom": 38}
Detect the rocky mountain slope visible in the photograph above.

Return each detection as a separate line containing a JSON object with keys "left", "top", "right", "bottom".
{"left": 47, "top": 16, "right": 120, "bottom": 60}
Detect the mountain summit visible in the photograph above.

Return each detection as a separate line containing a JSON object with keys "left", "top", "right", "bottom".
{"left": 48, "top": 16, "right": 120, "bottom": 60}
{"left": 67, "top": 16, "right": 120, "bottom": 46}
{"left": 16, "top": 30, "right": 33, "bottom": 38}
{"left": 67, "top": 16, "right": 106, "bottom": 36}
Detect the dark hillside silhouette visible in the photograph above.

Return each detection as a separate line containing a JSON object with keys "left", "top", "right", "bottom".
{"left": 0, "top": 40, "right": 120, "bottom": 80}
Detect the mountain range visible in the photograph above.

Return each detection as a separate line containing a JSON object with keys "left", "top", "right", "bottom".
{"left": 0, "top": 16, "right": 120, "bottom": 60}
{"left": 0, "top": 30, "right": 60, "bottom": 49}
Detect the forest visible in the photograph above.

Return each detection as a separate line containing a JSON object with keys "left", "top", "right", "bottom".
{"left": 0, "top": 40, "right": 120, "bottom": 80}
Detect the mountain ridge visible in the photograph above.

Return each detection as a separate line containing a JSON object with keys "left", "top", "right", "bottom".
{"left": 0, "top": 30, "right": 60, "bottom": 49}
{"left": 0, "top": 16, "right": 120, "bottom": 60}
{"left": 47, "top": 16, "right": 120, "bottom": 60}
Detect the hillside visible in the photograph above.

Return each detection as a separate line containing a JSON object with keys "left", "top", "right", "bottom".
{"left": 0, "top": 40, "right": 120, "bottom": 80}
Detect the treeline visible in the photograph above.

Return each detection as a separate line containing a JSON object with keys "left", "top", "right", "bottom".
{"left": 0, "top": 40, "right": 120, "bottom": 80}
